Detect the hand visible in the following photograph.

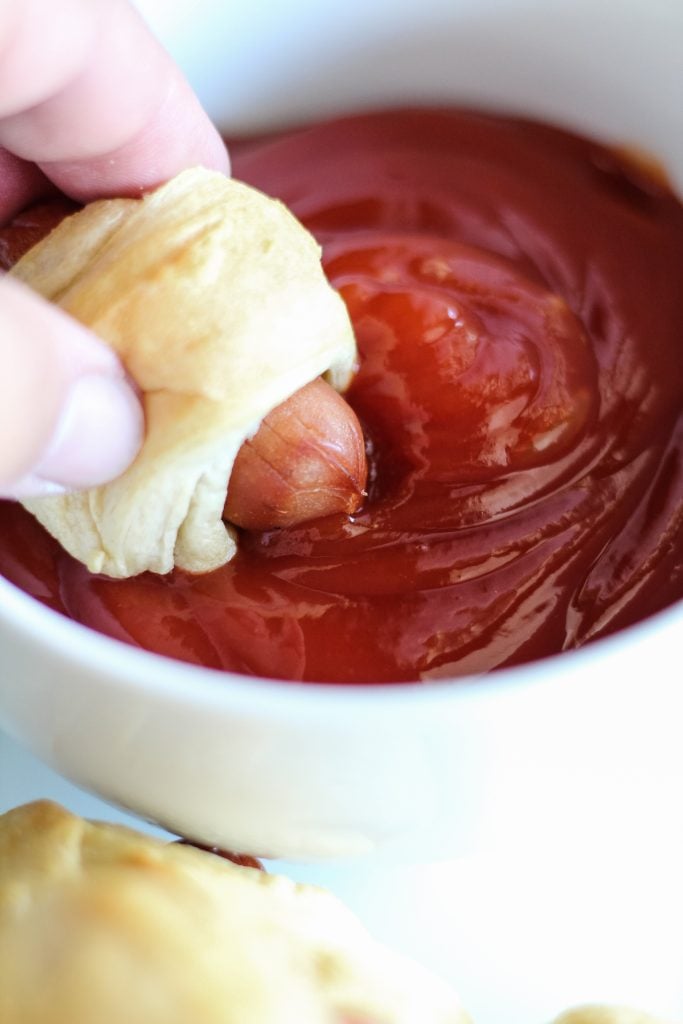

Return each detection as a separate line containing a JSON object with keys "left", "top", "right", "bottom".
{"left": 0, "top": 0, "right": 229, "bottom": 498}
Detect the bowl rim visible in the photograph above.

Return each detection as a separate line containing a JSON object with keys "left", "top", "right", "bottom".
{"left": 1, "top": 569, "right": 682, "bottom": 713}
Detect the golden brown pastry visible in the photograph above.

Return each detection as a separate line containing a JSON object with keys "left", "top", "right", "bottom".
{"left": 0, "top": 801, "right": 471, "bottom": 1024}
{"left": 10, "top": 169, "right": 357, "bottom": 578}
{"left": 552, "top": 1006, "right": 676, "bottom": 1023}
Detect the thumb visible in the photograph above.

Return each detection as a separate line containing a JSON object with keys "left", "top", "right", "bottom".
{"left": 0, "top": 276, "right": 143, "bottom": 498}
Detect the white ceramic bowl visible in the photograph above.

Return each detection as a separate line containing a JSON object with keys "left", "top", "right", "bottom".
{"left": 1, "top": 0, "right": 682, "bottom": 862}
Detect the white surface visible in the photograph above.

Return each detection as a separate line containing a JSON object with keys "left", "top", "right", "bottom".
{"left": 2, "top": 1, "right": 683, "bottom": 1021}
{"left": 2, "top": 731, "right": 681, "bottom": 1024}
{"left": 2, "top": 569, "right": 683, "bottom": 862}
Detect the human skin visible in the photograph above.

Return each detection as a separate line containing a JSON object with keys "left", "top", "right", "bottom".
{"left": 0, "top": 0, "right": 228, "bottom": 498}
{"left": 0, "top": 0, "right": 366, "bottom": 526}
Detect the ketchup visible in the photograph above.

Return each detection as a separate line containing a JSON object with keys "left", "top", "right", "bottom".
{"left": 173, "top": 840, "right": 264, "bottom": 871}
{"left": 1, "top": 108, "right": 682, "bottom": 683}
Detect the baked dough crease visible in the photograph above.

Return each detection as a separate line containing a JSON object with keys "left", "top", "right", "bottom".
{"left": 10, "top": 168, "right": 357, "bottom": 578}
{"left": 0, "top": 801, "right": 470, "bottom": 1024}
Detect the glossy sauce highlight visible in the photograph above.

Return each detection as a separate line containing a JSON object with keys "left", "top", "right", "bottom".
{"left": 1, "top": 109, "right": 682, "bottom": 682}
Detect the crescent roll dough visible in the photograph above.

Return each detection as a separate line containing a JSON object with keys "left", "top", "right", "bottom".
{"left": 0, "top": 801, "right": 471, "bottom": 1024}
{"left": 552, "top": 1009, "right": 675, "bottom": 1024}
{"left": 10, "top": 168, "right": 356, "bottom": 578}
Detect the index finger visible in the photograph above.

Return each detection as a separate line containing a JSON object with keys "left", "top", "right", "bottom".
{"left": 0, "top": 0, "right": 229, "bottom": 210}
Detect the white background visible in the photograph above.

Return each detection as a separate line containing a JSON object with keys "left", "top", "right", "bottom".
{"left": 3, "top": 731, "right": 682, "bottom": 1024}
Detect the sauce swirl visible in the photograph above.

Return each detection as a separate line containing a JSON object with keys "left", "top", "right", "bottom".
{"left": 1, "top": 108, "right": 682, "bottom": 683}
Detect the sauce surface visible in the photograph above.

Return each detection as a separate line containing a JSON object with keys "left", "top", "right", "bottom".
{"left": 1, "top": 108, "right": 683, "bottom": 683}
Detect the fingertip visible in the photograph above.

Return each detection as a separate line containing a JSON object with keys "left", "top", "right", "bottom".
{"left": 36, "top": 81, "right": 230, "bottom": 202}
{"left": 34, "top": 373, "right": 144, "bottom": 490}
{"left": 0, "top": 0, "right": 230, "bottom": 201}
{"left": 0, "top": 277, "right": 144, "bottom": 497}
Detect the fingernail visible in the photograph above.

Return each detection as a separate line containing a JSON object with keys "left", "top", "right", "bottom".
{"left": 35, "top": 374, "right": 144, "bottom": 489}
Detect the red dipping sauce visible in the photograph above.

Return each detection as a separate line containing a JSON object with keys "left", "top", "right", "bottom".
{"left": 1, "top": 108, "right": 683, "bottom": 683}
